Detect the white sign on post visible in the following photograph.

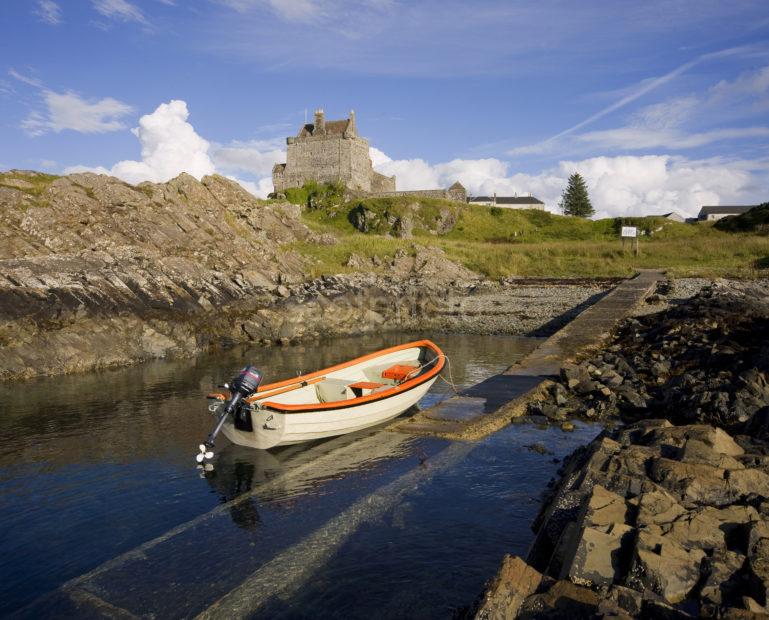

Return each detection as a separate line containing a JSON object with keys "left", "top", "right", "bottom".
{"left": 621, "top": 226, "right": 638, "bottom": 238}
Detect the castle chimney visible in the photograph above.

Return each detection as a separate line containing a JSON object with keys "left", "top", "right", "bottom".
{"left": 348, "top": 110, "right": 357, "bottom": 136}
{"left": 314, "top": 108, "right": 325, "bottom": 135}
{"left": 493, "top": 192, "right": 497, "bottom": 205}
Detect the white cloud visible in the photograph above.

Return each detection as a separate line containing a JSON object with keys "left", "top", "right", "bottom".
{"left": 211, "top": 138, "right": 286, "bottom": 177}
{"left": 92, "top": 0, "right": 146, "bottom": 23}
{"left": 368, "top": 146, "right": 391, "bottom": 168}
{"left": 35, "top": 0, "right": 62, "bottom": 25}
{"left": 67, "top": 100, "right": 284, "bottom": 195}
{"left": 67, "top": 100, "right": 216, "bottom": 183}
{"left": 64, "top": 101, "right": 766, "bottom": 213}
{"left": 9, "top": 69, "right": 134, "bottom": 137}
{"left": 21, "top": 90, "right": 133, "bottom": 136}
{"left": 372, "top": 151, "right": 764, "bottom": 218}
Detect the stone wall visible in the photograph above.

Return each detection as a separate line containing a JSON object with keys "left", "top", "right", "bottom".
{"left": 371, "top": 171, "right": 396, "bottom": 193}
{"left": 371, "top": 187, "right": 467, "bottom": 203}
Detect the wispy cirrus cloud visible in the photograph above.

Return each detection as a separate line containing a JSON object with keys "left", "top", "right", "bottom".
{"left": 506, "top": 45, "right": 766, "bottom": 157}
{"left": 577, "top": 126, "right": 769, "bottom": 151}
{"left": 8, "top": 68, "right": 43, "bottom": 88}
{"left": 35, "top": 0, "right": 62, "bottom": 25}
{"left": 92, "top": 0, "right": 146, "bottom": 24}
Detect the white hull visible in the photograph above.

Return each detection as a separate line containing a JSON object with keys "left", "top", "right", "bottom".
{"left": 222, "top": 377, "right": 436, "bottom": 449}
{"left": 209, "top": 340, "right": 444, "bottom": 450}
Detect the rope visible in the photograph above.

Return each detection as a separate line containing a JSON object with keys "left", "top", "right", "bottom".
{"left": 436, "top": 354, "right": 460, "bottom": 394}
{"left": 405, "top": 353, "right": 460, "bottom": 394}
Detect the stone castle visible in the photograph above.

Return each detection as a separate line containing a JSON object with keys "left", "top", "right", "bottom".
{"left": 272, "top": 109, "right": 468, "bottom": 202}
{"left": 273, "top": 109, "right": 396, "bottom": 194}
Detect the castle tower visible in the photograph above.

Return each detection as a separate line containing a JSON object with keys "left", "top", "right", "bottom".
{"left": 272, "top": 108, "right": 395, "bottom": 195}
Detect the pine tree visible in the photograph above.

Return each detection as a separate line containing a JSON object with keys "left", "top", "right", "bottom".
{"left": 559, "top": 173, "right": 594, "bottom": 218}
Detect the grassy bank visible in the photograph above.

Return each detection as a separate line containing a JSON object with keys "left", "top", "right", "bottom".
{"left": 290, "top": 190, "right": 769, "bottom": 278}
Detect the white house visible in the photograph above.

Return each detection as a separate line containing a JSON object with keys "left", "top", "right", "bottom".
{"left": 697, "top": 205, "right": 755, "bottom": 221}
{"left": 468, "top": 193, "right": 545, "bottom": 210}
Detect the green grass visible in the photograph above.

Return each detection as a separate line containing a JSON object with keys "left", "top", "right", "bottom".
{"left": 291, "top": 190, "right": 769, "bottom": 279}
{"left": 287, "top": 236, "right": 413, "bottom": 277}
{"left": 438, "top": 236, "right": 769, "bottom": 278}
{"left": 0, "top": 171, "right": 60, "bottom": 197}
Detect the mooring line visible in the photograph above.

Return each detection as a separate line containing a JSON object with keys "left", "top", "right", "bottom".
{"left": 195, "top": 441, "right": 476, "bottom": 619}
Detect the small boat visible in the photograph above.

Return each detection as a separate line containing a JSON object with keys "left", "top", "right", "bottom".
{"left": 199, "top": 340, "right": 444, "bottom": 454}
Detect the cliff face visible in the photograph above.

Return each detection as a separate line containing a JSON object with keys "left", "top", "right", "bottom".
{"left": 0, "top": 170, "right": 318, "bottom": 380}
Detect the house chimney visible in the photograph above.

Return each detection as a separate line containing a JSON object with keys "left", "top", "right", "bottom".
{"left": 314, "top": 108, "right": 325, "bottom": 134}
{"left": 348, "top": 109, "right": 356, "bottom": 135}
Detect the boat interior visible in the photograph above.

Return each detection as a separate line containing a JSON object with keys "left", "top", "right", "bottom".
{"left": 258, "top": 344, "right": 439, "bottom": 407}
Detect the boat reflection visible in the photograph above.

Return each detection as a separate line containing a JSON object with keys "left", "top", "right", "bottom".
{"left": 202, "top": 423, "right": 421, "bottom": 529}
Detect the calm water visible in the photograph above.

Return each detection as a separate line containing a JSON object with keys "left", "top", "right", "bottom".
{"left": 0, "top": 332, "right": 600, "bottom": 618}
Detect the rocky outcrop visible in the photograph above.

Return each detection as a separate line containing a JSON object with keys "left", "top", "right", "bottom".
{"left": 478, "top": 421, "right": 769, "bottom": 617}
{"left": 347, "top": 198, "right": 459, "bottom": 236}
{"left": 528, "top": 280, "right": 769, "bottom": 432}
{"left": 0, "top": 171, "right": 471, "bottom": 380}
{"left": 473, "top": 280, "right": 769, "bottom": 618}
{"left": 0, "top": 170, "right": 616, "bottom": 380}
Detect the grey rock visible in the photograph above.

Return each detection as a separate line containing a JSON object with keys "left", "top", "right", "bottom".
{"left": 473, "top": 555, "right": 542, "bottom": 620}
{"left": 627, "top": 530, "right": 705, "bottom": 604}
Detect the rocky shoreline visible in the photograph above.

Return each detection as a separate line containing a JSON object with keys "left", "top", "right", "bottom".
{"left": 473, "top": 281, "right": 769, "bottom": 618}
{"left": 0, "top": 170, "right": 620, "bottom": 381}
{"left": 0, "top": 265, "right": 619, "bottom": 381}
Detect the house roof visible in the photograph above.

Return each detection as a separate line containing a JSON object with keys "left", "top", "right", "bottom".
{"left": 469, "top": 196, "right": 544, "bottom": 205}
{"left": 698, "top": 205, "right": 755, "bottom": 217}
{"left": 298, "top": 119, "right": 350, "bottom": 138}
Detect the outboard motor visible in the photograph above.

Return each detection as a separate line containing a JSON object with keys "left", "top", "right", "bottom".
{"left": 224, "top": 366, "right": 263, "bottom": 417}
{"left": 197, "top": 365, "right": 263, "bottom": 464}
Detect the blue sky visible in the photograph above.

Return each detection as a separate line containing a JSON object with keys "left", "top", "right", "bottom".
{"left": 1, "top": 0, "right": 768, "bottom": 216}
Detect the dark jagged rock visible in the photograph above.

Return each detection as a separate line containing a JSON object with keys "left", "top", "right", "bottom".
{"left": 475, "top": 421, "right": 769, "bottom": 617}
{"left": 527, "top": 282, "right": 769, "bottom": 435}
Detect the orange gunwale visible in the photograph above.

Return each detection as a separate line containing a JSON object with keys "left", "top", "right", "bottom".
{"left": 252, "top": 339, "right": 445, "bottom": 413}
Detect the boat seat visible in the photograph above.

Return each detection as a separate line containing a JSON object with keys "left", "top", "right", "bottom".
{"left": 315, "top": 378, "right": 355, "bottom": 403}
{"left": 348, "top": 381, "right": 387, "bottom": 398}
{"left": 381, "top": 364, "right": 420, "bottom": 383}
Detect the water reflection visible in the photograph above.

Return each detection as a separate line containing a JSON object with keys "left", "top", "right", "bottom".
{"left": 0, "top": 332, "right": 539, "bottom": 616}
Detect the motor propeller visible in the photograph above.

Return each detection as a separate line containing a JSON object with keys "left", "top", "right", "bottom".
{"left": 196, "top": 365, "right": 263, "bottom": 464}
{"left": 196, "top": 443, "right": 214, "bottom": 463}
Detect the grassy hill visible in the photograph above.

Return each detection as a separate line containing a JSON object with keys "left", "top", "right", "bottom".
{"left": 288, "top": 185, "right": 769, "bottom": 278}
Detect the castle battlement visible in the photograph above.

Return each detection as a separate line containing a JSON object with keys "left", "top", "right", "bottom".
{"left": 273, "top": 110, "right": 395, "bottom": 195}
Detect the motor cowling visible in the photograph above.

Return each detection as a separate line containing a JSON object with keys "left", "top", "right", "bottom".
{"left": 224, "top": 365, "right": 263, "bottom": 416}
